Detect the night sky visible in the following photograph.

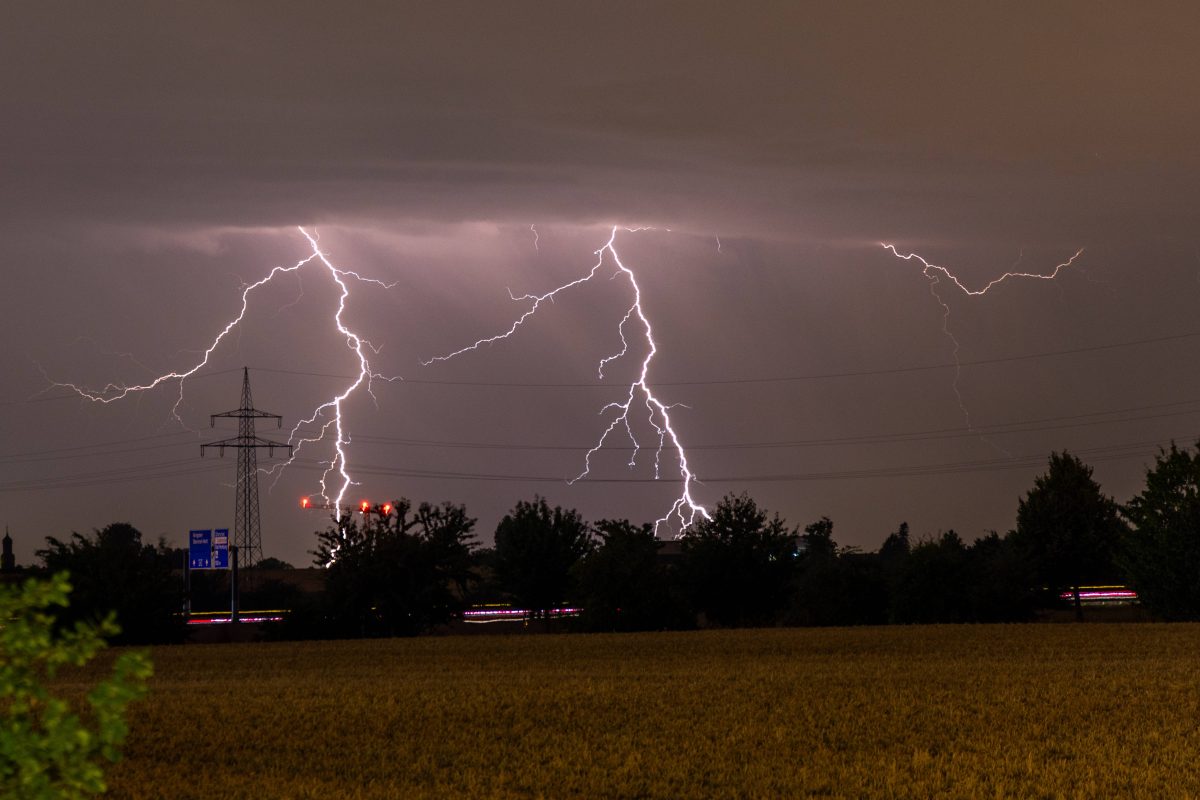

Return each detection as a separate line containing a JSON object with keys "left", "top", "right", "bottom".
{"left": 4, "top": 3, "right": 1200, "bottom": 567}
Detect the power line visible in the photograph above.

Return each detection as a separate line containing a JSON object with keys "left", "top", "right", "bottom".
{"left": 16, "top": 325, "right": 1198, "bottom": 406}
{"left": 4, "top": 431, "right": 1186, "bottom": 493}
{"left": 0, "top": 431, "right": 192, "bottom": 460}
{"left": 0, "top": 436, "right": 198, "bottom": 465}
{"left": 350, "top": 399, "right": 1200, "bottom": 453}
{"left": 0, "top": 458, "right": 225, "bottom": 492}
{"left": 334, "top": 435, "right": 1178, "bottom": 484}
{"left": 5, "top": 395, "right": 1199, "bottom": 467}
{"left": 252, "top": 327, "right": 1200, "bottom": 388}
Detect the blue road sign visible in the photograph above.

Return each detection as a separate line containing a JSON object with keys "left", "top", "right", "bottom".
{"left": 190, "top": 529, "right": 230, "bottom": 570}
{"left": 212, "top": 529, "right": 229, "bottom": 569}
{"left": 189, "top": 530, "right": 212, "bottom": 569}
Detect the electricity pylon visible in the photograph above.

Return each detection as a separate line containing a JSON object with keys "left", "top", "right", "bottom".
{"left": 201, "top": 367, "right": 292, "bottom": 569}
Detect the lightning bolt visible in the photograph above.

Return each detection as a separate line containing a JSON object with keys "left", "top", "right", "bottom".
{"left": 49, "top": 226, "right": 397, "bottom": 513}
{"left": 530, "top": 224, "right": 540, "bottom": 254}
{"left": 881, "top": 243, "right": 1084, "bottom": 434}
{"left": 266, "top": 228, "right": 400, "bottom": 511}
{"left": 882, "top": 244, "right": 1083, "bottom": 297}
{"left": 423, "top": 225, "right": 709, "bottom": 535}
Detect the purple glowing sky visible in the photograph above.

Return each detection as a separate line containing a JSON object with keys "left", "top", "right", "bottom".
{"left": 3, "top": 3, "right": 1200, "bottom": 565}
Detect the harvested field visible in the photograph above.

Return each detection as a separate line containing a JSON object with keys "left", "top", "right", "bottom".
{"left": 101, "top": 625, "right": 1200, "bottom": 798}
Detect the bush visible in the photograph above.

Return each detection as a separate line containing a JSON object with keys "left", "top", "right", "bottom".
{"left": 0, "top": 572, "right": 152, "bottom": 799}
{"left": 313, "top": 500, "right": 477, "bottom": 637}
{"left": 37, "top": 523, "right": 183, "bottom": 645}
{"left": 680, "top": 494, "right": 797, "bottom": 627}
{"left": 574, "top": 520, "right": 690, "bottom": 632}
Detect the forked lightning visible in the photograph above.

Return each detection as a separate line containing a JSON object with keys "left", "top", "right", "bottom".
{"left": 51, "top": 226, "right": 396, "bottom": 512}
{"left": 424, "top": 226, "right": 709, "bottom": 535}
{"left": 881, "top": 243, "right": 1084, "bottom": 431}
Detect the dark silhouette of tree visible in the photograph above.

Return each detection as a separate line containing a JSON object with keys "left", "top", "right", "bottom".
{"left": 313, "top": 499, "right": 477, "bottom": 637}
{"left": 965, "top": 531, "right": 1036, "bottom": 622}
{"left": 879, "top": 522, "right": 911, "bottom": 568}
{"left": 37, "top": 523, "right": 183, "bottom": 644}
{"left": 1011, "top": 451, "right": 1125, "bottom": 620}
{"left": 873, "top": 521, "right": 912, "bottom": 620}
{"left": 680, "top": 493, "right": 797, "bottom": 627}
{"left": 493, "top": 497, "right": 592, "bottom": 620}
{"left": 789, "top": 519, "right": 888, "bottom": 626}
{"left": 1121, "top": 441, "right": 1200, "bottom": 620}
{"left": 255, "top": 557, "right": 294, "bottom": 570}
{"left": 800, "top": 516, "right": 837, "bottom": 559}
{"left": 891, "top": 531, "right": 972, "bottom": 623}
{"left": 887, "top": 529, "right": 1034, "bottom": 623}
{"left": 574, "top": 519, "right": 688, "bottom": 632}
{"left": 462, "top": 546, "right": 503, "bottom": 607}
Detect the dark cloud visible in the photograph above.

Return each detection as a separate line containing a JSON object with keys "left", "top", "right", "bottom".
{"left": 6, "top": 2, "right": 1199, "bottom": 237}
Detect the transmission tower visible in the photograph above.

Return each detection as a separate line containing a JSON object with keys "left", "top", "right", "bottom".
{"left": 201, "top": 367, "right": 292, "bottom": 570}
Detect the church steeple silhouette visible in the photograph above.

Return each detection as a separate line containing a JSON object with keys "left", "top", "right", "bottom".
{"left": 1, "top": 526, "right": 14, "bottom": 573}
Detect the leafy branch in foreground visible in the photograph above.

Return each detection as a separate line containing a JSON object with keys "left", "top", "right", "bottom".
{"left": 0, "top": 572, "right": 152, "bottom": 799}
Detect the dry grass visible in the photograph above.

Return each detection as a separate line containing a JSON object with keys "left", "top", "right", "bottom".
{"left": 96, "top": 625, "right": 1200, "bottom": 798}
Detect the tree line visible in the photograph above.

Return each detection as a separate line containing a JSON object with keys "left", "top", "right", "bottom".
{"left": 19, "top": 441, "right": 1200, "bottom": 643}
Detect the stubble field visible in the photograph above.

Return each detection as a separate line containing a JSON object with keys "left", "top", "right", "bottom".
{"left": 94, "top": 625, "right": 1200, "bottom": 798}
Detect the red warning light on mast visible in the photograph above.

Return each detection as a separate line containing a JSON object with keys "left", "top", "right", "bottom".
{"left": 300, "top": 497, "right": 311, "bottom": 509}
{"left": 360, "top": 500, "right": 370, "bottom": 515}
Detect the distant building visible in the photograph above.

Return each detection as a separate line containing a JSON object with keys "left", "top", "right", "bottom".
{"left": 2, "top": 527, "right": 15, "bottom": 573}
